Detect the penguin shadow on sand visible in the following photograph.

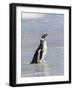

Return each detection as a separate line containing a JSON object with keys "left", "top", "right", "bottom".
{"left": 30, "top": 33, "right": 49, "bottom": 76}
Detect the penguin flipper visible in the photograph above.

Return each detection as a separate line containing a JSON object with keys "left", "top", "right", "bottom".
{"left": 37, "top": 49, "right": 43, "bottom": 62}
{"left": 37, "top": 49, "right": 41, "bottom": 61}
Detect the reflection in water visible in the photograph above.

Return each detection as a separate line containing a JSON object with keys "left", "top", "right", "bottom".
{"left": 21, "top": 63, "right": 64, "bottom": 77}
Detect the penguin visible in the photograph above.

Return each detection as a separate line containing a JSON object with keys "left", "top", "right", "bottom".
{"left": 30, "top": 33, "right": 48, "bottom": 64}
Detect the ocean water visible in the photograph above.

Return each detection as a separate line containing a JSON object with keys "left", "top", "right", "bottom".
{"left": 21, "top": 13, "right": 64, "bottom": 77}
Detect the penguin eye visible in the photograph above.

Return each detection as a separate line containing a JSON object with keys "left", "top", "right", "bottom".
{"left": 41, "top": 35, "right": 45, "bottom": 38}
{"left": 41, "top": 36, "right": 44, "bottom": 38}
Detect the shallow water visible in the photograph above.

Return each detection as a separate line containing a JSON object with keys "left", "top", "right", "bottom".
{"left": 21, "top": 63, "right": 64, "bottom": 77}
{"left": 21, "top": 47, "right": 64, "bottom": 77}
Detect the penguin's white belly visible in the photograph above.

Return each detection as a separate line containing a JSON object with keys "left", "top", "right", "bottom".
{"left": 41, "top": 41, "right": 47, "bottom": 61}
{"left": 42, "top": 48, "right": 47, "bottom": 61}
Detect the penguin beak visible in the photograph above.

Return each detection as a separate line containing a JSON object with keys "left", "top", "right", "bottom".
{"left": 41, "top": 34, "right": 48, "bottom": 38}
{"left": 43, "top": 34, "right": 48, "bottom": 38}
{"left": 44, "top": 34, "right": 48, "bottom": 37}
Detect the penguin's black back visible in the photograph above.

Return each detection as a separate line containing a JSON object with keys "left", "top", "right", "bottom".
{"left": 31, "top": 40, "right": 43, "bottom": 64}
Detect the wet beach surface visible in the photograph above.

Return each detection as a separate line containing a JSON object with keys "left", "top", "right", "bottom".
{"left": 21, "top": 63, "right": 64, "bottom": 77}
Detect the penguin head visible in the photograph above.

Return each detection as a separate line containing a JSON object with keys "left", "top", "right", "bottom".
{"left": 41, "top": 33, "right": 48, "bottom": 40}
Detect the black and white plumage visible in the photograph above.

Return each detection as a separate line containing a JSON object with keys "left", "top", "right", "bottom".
{"left": 30, "top": 34, "right": 48, "bottom": 64}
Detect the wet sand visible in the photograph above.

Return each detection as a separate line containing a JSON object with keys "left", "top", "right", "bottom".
{"left": 21, "top": 63, "right": 64, "bottom": 77}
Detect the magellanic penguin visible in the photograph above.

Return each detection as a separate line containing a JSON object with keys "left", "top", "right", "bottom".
{"left": 30, "top": 33, "right": 48, "bottom": 64}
